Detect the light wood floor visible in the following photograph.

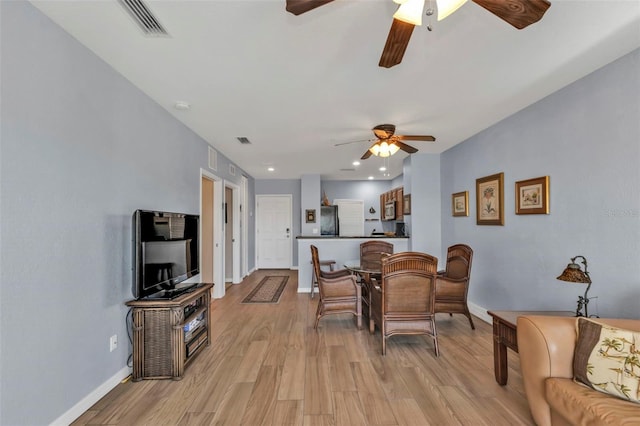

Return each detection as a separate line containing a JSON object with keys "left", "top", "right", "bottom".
{"left": 73, "top": 270, "right": 535, "bottom": 425}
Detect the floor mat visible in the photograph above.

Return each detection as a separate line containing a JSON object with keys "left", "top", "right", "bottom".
{"left": 241, "top": 275, "right": 288, "bottom": 304}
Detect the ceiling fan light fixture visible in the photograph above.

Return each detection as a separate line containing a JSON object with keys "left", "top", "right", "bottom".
{"left": 436, "top": 0, "right": 467, "bottom": 21}
{"left": 369, "top": 141, "right": 401, "bottom": 157}
{"left": 393, "top": 0, "right": 425, "bottom": 26}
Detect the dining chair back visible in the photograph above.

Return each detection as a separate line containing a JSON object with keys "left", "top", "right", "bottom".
{"left": 369, "top": 251, "right": 439, "bottom": 356}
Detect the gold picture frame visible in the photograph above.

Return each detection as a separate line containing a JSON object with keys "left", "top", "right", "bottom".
{"left": 451, "top": 191, "right": 469, "bottom": 217}
{"left": 476, "top": 172, "right": 504, "bottom": 225}
{"left": 403, "top": 194, "right": 411, "bottom": 215}
{"left": 305, "top": 209, "right": 316, "bottom": 223}
{"left": 515, "top": 176, "right": 550, "bottom": 214}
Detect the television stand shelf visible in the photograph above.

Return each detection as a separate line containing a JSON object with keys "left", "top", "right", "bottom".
{"left": 125, "top": 283, "right": 214, "bottom": 381}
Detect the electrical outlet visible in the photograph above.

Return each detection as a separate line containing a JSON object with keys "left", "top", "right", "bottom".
{"left": 109, "top": 334, "right": 118, "bottom": 352}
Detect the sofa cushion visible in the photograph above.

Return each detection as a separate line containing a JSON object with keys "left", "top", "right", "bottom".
{"left": 547, "top": 378, "right": 640, "bottom": 425}
{"left": 573, "top": 318, "right": 640, "bottom": 403}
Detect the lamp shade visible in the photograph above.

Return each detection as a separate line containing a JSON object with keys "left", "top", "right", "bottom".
{"left": 393, "top": 0, "right": 425, "bottom": 26}
{"left": 369, "top": 141, "right": 401, "bottom": 157}
{"left": 557, "top": 262, "right": 591, "bottom": 284}
{"left": 437, "top": 0, "right": 467, "bottom": 21}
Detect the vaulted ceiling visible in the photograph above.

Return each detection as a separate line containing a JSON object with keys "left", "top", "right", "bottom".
{"left": 31, "top": 1, "right": 640, "bottom": 180}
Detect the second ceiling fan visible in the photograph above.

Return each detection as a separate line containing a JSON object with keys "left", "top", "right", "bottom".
{"left": 286, "top": 0, "right": 551, "bottom": 68}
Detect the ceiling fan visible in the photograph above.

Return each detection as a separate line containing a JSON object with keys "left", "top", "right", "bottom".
{"left": 286, "top": 0, "right": 551, "bottom": 68}
{"left": 335, "top": 124, "right": 436, "bottom": 160}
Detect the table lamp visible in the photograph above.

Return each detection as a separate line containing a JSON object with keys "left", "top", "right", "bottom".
{"left": 556, "top": 255, "right": 592, "bottom": 317}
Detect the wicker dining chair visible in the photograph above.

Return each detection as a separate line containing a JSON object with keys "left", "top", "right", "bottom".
{"left": 310, "top": 245, "right": 362, "bottom": 330}
{"left": 369, "top": 251, "right": 439, "bottom": 356}
{"left": 435, "top": 244, "right": 475, "bottom": 330}
{"left": 359, "top": 240, "right": 394, "bottom": 319}
{"left": 360, "top": 240, "right": 394, "bottom": 275}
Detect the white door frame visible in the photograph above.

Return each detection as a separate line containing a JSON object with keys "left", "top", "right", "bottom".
{"left": 241, "top": 175, "right": 249, "bottom": 278}
{"left": 225, "top": 180, "right": 242, "bottom": 284}
{"left": 255, "top": 194, "right": 293, "bottom": 269}
{"left": 200, "top": 169, "right": 225, "bottom": 299}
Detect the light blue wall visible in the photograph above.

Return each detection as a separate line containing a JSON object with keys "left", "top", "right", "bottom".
{"left": 301, "top": 174, "right": 321, "bottom": 235}
{"left": 0, "top": 2, "right": 254, "bottom": 424}
{"left": 405, "top": 154, "right": 442, "bottom": 259}
{"left": 439, "top": 48, "right": 640, "bottom": 318}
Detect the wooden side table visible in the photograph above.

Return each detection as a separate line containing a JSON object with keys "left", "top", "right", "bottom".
{"left": 487, "top": 310, "right": 573, "bottom": 385}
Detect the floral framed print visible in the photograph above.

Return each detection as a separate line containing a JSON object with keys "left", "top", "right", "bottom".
{"left": 452, "top": 191, "right": 469, "bottom": 217}
{"left": 515, "top": 176, "right": 549, "bottom": 214}
{"left": 476, "top": 172, "right": 504, "bottom": 225}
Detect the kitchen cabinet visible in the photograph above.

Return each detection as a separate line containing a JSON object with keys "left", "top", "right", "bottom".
{"left": 379, "top": 187, "right": 403, "bottom": 221}
{"left": 395, "top": 187, "right": 404, "bottom": 220}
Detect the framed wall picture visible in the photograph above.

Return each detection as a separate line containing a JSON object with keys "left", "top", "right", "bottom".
{"left": 476, "top": 172, "right": 504, "bottom": 225}
{"left": 451, "top": 191, "right": 469, "bottom": 217}
{"left": 305, "top": 209, "right": 316, "bottom": 223}
{"left": 516, "top": 176, "right": 550, "bottom": 214}
{"left": 403, "top": 194, "right": 411, "bottom": 215}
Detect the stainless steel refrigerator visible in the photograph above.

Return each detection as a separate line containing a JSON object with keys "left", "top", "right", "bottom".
{"left": 320, "top": 205, "right": 339, "bottom": 235}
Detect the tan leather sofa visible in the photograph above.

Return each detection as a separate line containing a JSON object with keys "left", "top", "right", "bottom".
{"left": 517, "top": 315, "right": 640, "bottom": 425}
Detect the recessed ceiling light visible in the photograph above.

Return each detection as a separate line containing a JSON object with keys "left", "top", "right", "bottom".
{"left": 267, "top": 167, "right": 275, "bottom": 172}
{"left": 379, "top": 166, "right": 387, "bottom": 171}
{"left": 352, "top": 161, "right": 360, "bottom": 166}
{"left": 368, "top": 176, "right": 374, "bottom": 180}
{"left": 174, "top": 101, "right": 191, "bottom": 111}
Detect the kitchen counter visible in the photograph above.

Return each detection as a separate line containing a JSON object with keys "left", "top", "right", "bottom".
{"left": 297, "top": 235, "right": 409, "bottom": 239}
{"left": 296, "top": 236, "right": 410, "bottom": 293}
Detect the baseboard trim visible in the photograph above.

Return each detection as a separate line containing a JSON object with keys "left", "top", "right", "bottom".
{"left": 50, "top": 366, "right": 131, "bottom": 426}
{"left": 468, "top": 301, "right": 491, "bottom": 324}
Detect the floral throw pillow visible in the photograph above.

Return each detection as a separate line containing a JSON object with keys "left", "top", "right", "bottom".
{"left": 573, "top": 318, "right": 640, "bottom": 403}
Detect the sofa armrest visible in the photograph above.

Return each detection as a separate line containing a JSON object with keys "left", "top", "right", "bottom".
{"left": 517, "top": 315, "right": 640, "bottom": 426}
{"left": 517, "top": 315, "right": 578, "bottom": 426}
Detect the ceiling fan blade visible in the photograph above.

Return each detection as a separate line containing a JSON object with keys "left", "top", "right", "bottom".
{"left": 395, "top": 141, "right": 418, "bottom": 154}
{"left": 334, "top": 138, "right": 375, "bottom": 147}
{"left": 472, "top": 0, "right": 551, "bottom": 30}
{"left": 361, "top": 148, "right": 374, "bottom": 160}
{"left": 286, "top": 0, "right": 334, "bottom": 16}
{"left": 397, "top": 135, "right": 436, "bottom": 142}
{"left": 378, "top": 19, "right": 415, "bottom": 69}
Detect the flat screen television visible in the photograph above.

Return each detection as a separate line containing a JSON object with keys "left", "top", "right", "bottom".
{"left": 132, "top": 209, "right": 200, "bottom": 299}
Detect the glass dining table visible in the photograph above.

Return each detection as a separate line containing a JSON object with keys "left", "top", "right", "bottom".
{"left": 343, "top": 260, "right": 382, "bottom": 326}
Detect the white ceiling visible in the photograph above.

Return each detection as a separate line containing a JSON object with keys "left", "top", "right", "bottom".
{"left": 30, "top": 1, "right": 640, "bottom": 180}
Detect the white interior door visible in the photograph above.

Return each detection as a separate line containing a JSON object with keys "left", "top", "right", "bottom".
{"left": 256, "top": 195, "right": 292, "bottom": 269}
{"left": 201, "top": 169, "right": 224, "bottom": 299}
{"left": 334, "top": 199, "right": 364, "bottom": 237}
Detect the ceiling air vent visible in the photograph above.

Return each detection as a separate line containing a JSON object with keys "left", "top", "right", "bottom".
{"left": 237, "top": 137, "right": 251, "bottom": 144}
{"left": 119, "top": 0, "right": 168, "bottom": 36}
{"left": 340, "top": 168, "right": 356, "bottom": 172}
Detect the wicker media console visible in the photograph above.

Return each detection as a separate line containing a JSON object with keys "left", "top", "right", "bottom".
{"left": 126, "top": 283, "right": 213, "bottom": 381}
